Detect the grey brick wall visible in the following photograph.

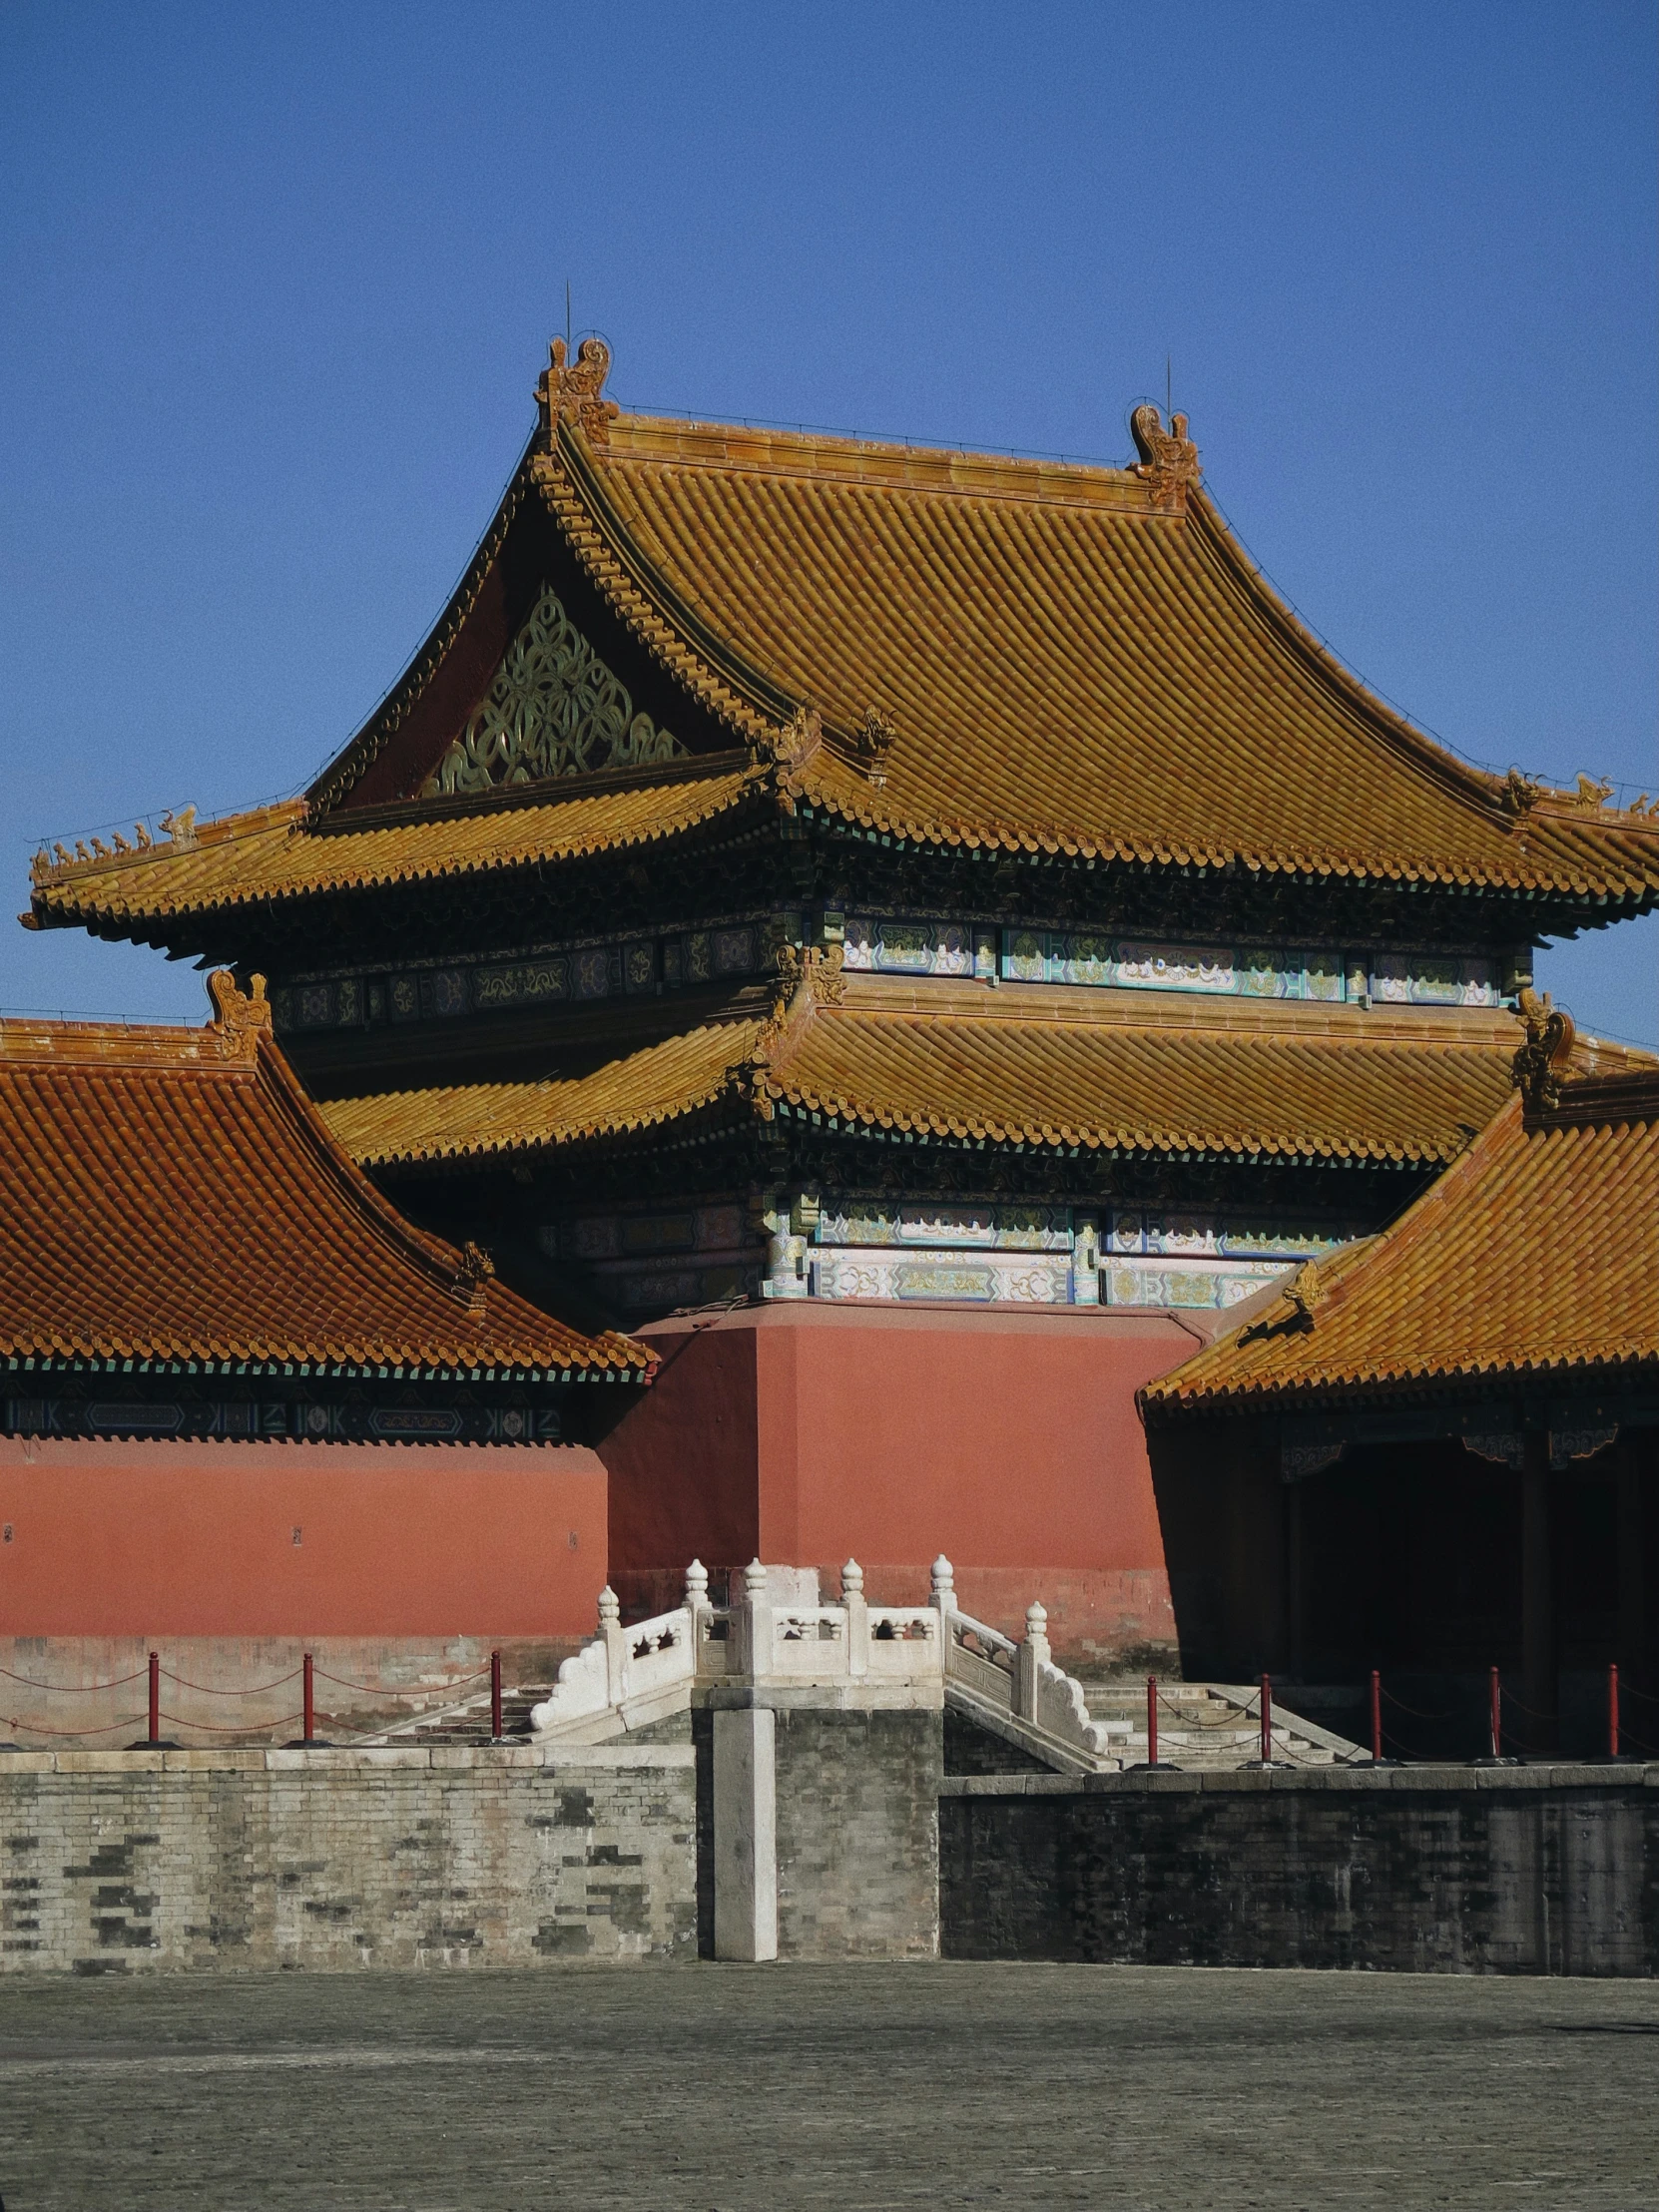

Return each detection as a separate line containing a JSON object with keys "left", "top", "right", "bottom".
{"left": 940, "top": 1768, "right": 1659, "bottom": 1975}
{"left": 772, "top": 1708, "right": 941, "bottom": 1959}
{"left": 0, "top": 1746, "right": 697, "bottom": 1973}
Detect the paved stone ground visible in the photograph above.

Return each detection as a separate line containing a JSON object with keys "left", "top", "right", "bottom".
{"left": 0, "top": 1964, "right": 1655, "bottom": 2210}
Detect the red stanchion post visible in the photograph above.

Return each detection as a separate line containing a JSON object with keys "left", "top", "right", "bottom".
{"left": 491, "top": 1650, "right": 503, "bottom": 1742}
{"left": 148, "top": 1652, "right": 160, "bottom": 1747}
{"left": 1371, "top": 1669, "right": 1382, "bottom": 1764}
{"left": 1260, "top": 1672, "right": 1272, "bottom": 1765}
{"left": 1489, "top": 1664, "right": 1502, "bottom": 1759}
{"left": 1147, "top": 1674, "right": 1157, "bottom": 1768}
{"left": 303, "top": 1653, "right": 314, "bottom": 1745}
{"left": 1609, "top": 1663, "right": 1619, "bottom": 1759}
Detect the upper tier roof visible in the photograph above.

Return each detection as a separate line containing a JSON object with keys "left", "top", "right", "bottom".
{"left": 0, "top": 973, "right": 649, "bottom": 1380}
{"left": 26, "top": 341, "right": 1659, "bottom": 936}
{"left": 316, "top": 969, "right": 1646, "bottom": 1175}
{"left": 1141, "top": 1022, "right": 1659, "bottom": 1416}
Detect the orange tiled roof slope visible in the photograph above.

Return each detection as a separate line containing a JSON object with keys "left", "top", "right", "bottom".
{"left": 27, "top": 380, "right": 1659, "bottom": 934}
{"left": 318, "top": 973, "right": 1643, "bottom": 1172}
{"left": 1141, "top": 1048, "right": 1659, "bottom": 1415}
{"left": 0, "top": 974, "right": 649, "bottom": 1379}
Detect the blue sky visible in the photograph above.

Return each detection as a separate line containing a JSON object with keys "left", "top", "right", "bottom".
{"left": 2, "top": 1, "right": 1654, "bottom": 1041}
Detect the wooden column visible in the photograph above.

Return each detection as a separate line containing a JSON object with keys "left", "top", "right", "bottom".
{"left": 1284, "top": 1477, "right": 1305, "bottom": 1680}
{"left": 1616, "top": 1436, "right": 1646, "bottom": 1692}
{"left": 1521, "top": 1427, "right": 1558, "bottom": 1753}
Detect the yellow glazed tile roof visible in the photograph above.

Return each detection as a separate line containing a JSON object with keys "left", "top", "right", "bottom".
{"left": 28, "top": 401, "right": 1659, "bottom": 932}
{"left": 1141, "top": 1066, "right": 1659, "bottom": 1412}
{"left": 0, "top": 976, "right": 650, "bottom": 1378}
{"left": 26, "top": 770, "right": 753, "bottom": 931}
{"left": 576, "top": 417, "right": 1659, "bottom": 896}
{"left": 319, "top": 977, "right": 1623, "bottom": 1172}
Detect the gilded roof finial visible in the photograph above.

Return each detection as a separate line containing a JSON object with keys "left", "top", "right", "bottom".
{"left": 1511, "top": 986, "right": 1576, "bottom": 1114}
{"left": 536, "top": 335, "right": 620, "bottom": 446}
{"left": 1130, "top": 404, "right": 1201, "bottom": 507}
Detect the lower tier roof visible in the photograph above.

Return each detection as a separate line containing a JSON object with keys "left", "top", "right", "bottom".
{"left": 1141, "top": 1063, "right": 1659, "bottom": 1415}
{"left": 317, "top": 974, "right": 1642, "bottom": 1174}
{"left": 0, "top": 976, "right": 650, "bottom": 1381}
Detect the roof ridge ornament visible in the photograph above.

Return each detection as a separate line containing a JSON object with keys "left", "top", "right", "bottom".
{"left": 1130, "top": 404, "right": 1201, "bottom": 508}
{"left": 1511, "top": 987, "right": 1576, "bottom": 1113}
{"left": 451, "top": 1239, "right": 496, "bottom": 1318}
{"left": 536, "top": 335, "right": 620, "bottom": 447}
{"left": 752, "top": 701, "right": 824, "bottom": 794}
{"left": 1498, "top": 768, "right": 1543, "bottom": 819}
{"left": 852, "top": 707, "right": 896, "bottom": 788}
{"left": 773, "top": 941, "right": 845, "bottom": 1023}
{"left": 206, "top": 970, "right": 273, "bottom": 1062}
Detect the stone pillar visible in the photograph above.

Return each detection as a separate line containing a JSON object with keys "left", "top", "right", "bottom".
{"left": 1015, "top": 1601, "right": 1050, "bottom": 1724}
{"left": 930, "top": 1553, "right": 955, "bottom": 1672}
{"left": 598, "top": 1584, "right": 625, "bottom": 1703}
{"left": 685, "top": 1558, "right": 710, "bottom": 1671}
{"left": 1522, "top": 1429, "right": 1558, "bottom": 1753}
{"left": 736, "top": 1556, "right": 771, "bottom": 1678}
{"left": 842, "top": 1558, "right": 869, "bottom": 1677}
{"left": 713, "top": 1707, "right": 778, "bottom": 1962}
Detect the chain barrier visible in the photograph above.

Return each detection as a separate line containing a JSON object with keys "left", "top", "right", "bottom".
{"left": 1381, "top": 1686, "right": 1454, "bottom": 1722}
{"left": 161, "top": 1666, "right": 303, "bottom": 1697}
{"left": 1, "top": 1712, "right": 147, "bottom": 1739}
{"left": 310, "top": 1664, "right": 493, "bottom": 1697}
{"left": 2, "top": 1655, "right": 500, "bottom": 1745}
{"left": 0, "top": 1665, "right": 149, "bottom": 1693}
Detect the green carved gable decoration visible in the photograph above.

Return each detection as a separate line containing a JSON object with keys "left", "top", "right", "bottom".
{"left": 421, "top": 584, "right": 685, "bottom": 797}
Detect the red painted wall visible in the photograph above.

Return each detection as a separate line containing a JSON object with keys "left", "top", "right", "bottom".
{"left": 601, "top": 1303, "right": 1212, "bottom": 1664}
{"left": 0, "top": 1436, "right": 606, "bottom": 1638}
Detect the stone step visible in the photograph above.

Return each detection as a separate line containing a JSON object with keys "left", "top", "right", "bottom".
{"left": 372, "top": 1686, "right": 552, "bottom": 1745}
{"left": 1082, "top": 1681, "right": 1366, "bottom": 1769}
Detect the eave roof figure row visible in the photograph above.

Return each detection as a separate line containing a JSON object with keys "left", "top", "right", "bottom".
{"left": 26, "top": 337, "right": 1659, "bottom": 938}
{"left": 0, "top": 973, "right": 650, "bottom": 1381}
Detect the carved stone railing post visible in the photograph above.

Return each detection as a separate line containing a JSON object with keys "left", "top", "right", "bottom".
{"left": 842, "top": 1558, "right": 869, "bottom": 1677}
{"left": 1015, "top": 1601, "right": 1050, "bottom": 1724}
{"left": 738, "top": 1557, "right": 770, "bottom": 1678}
{"left": 598, "top": 1585, "right": 625, "bottom": 1704}
{"left": 930, "top": 1554, "right": 956, "bottom": 1675}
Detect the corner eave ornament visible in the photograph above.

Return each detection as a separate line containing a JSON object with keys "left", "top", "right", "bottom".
{"left": 1511, "top": 987, "right": 1576, "bottom": 1114}
{"left": 536, "top": 335, "right": 620, "bottom": 446}
{"left": 207, "top": 970, "right": 274, "bottom": 1063}
{"left": 1130, "top": 404, "right": 1201, "bottom": 508}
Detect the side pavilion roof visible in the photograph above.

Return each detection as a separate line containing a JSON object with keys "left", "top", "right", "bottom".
{"left": 26, "top": 350, "right": 1659, "bottom": 939}
{"left": 0, "top": 974, "right": 650, "bottom": 1382}
{"left": 1139, "top": 1039, "right": 1659, "bottom": 1418}
{"left": 316, "top": 972, "right": 1644, "bottom": 1176}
